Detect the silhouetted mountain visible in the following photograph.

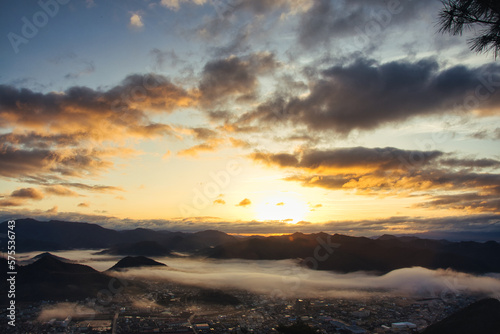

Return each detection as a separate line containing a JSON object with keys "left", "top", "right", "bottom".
{"left": 0, "top": 219, "right": 235, "bottom": 252}
{"left": 207, "top": 233, "right": 500, "bottom": 274}
{"left": 97, "top": 230, "right": 237, "bottom": 256}
{"left": 0, "top": 218, "right": 122, "bottom": 251}
{"left": 423, "top": 298, "right": 500, "bottom": 334}
{"left": 1, "top": 253, "right": 114, "bottom": 302}
{"left": 411, "top": 231, "right": 500, "bottom": 242}
{"left": 156, "top": 229, "right": 238, "bottom": 252}
{"left": 108, "top": 256, "right": 167, "bottom": 271}
{"left": 192, "top": 230, "right": 237, "bottom": 246}
{"left": 24, "top": 252, "right": 75, "bottom": 264}
{"left": 377, "top": 234, "right": 420, "bottom": 242}
{"left": 97, "top": 241, "right": 171, "bottom": 256}
{"left": 3, "top": 218, "right": 500, "bottom": 274}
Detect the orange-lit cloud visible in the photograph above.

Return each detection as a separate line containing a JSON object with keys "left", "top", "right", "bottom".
{"left": 250, "top": 147, "right": 500, "bottom": 213}
{"left": 0, "top": 74, "right": 196, "bottom": 198}
{"left": 236, "top": 198, "right": 252, "bottom": 207}
{"left": 0, "top": 187, "right": 45, "bottom": 207}
{"left": 11, "top": 187, "right": 44, "bottom": 200}
{"left": 45, "top": 185, "right": 79, "bottom": 197}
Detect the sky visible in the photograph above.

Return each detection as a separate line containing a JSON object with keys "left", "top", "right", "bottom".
{"left": 0, "top": 0, "right": 499, "bottom": 236}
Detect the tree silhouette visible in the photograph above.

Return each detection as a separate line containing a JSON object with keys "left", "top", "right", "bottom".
{"left": 438, "top": 0, "right": 500, "bottom": 58}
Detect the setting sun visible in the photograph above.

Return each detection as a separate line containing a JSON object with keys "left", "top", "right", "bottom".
{"left": 255, "top": 194, "right": 309, "bottom": 223}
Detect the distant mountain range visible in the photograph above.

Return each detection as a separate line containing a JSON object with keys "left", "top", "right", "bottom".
{"left": 0, "top": 218, "right": 236, "bottom": 252}
{"left": 2, "top": 218, "right": 500, "bottom": 274}
{"left": 378, "top": 231, "right": 500, "bottom": 243}
{"left": 207, "top": 232, "right": 500, "bottom": 274}
{"left": 97, "top": 241, "right": 172, "bottom": 256}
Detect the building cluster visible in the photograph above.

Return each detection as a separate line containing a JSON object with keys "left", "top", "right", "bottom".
{"left": 2, "top": 284, "right": 477, "bottom": 334}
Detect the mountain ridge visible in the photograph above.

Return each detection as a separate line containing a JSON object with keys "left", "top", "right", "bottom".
{"left": 2, "top": 218, "right": 500, "bottom": 274}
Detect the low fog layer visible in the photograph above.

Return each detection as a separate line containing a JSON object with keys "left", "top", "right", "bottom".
{"left": 113, "top": 256, "right": 500, "bottom": 299}
{"left": 37, "top": 303, "right": 96, "bottom": 321}
{"left": 22, "top": 251, "right": 500, "bottom": 300}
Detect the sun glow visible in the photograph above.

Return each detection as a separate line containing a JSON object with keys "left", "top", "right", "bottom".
{"left": 255, "top": 194, "right": 309, "bottom": 223}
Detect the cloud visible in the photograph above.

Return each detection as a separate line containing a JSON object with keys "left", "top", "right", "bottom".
{"left": 176, "top": 127, "right": 252, "bottom": 157}
{"left": 0, "top": 74, "right": 193, "bottom": 140}
{"left": 251, "top": 152, "right": 299, "bottom": 167}
{"left": 228, "top": 0, "right": 313, "bottom": 15}
{"left": 470, "top": 128, "right": 500, "bottom": 140}
{"left": 249, "top": 147, "right": 500, "bottom": 210}
{"left": 11, "top": 187, "right": 44, "bottom": 200}
{"left": 78, "top": 202, "right": 90, "bottom": 208}
{"left": 0, "top": 146, "right": 120, "bottom": 181}
{"left": 47, "top": 206, "right": 58, "bottom": 213}
{"left": 276, "top": 202, "right": 284, "bottom": 206}
{"left": 238, "top": 58, "right": 500, "bottom": 135}
{"left": 129, "top": 13, "right": 144, "bottom": 29}
{"left": 296, "top": 0, "right": 438, "bottom": 49}
{"left": 199, "top": 53, "right": 280, "bottom": 108}
{"left": 177, "top": 138, "right": 224, "bottom": 157}
{"left": 59, "top": 183, "right": 124, "bottom": 193}
{"left": 195, "top": 0, "right": 312, "bottom": 45}
{"left": 44, "top": 185, "right": 80, "bottom": 197}
{"left": 2, "top": 210, "right": 500, "bottom": 237}
{"left": 0, "top": 131, "right": 83, "bottom": 149}
{"left": 64, "top": 61, "right": 95, "bottom": 79}
{"left": 160, "top": 0, "right": 206, "bottom": 11}
{"left": 236, "top": 198, "right": 252, "bottom": 207}
{"left": 191, "top": 127, "right": 218, "bottom": 140}
{"left": 162, "top": 150, "right": 172, "bottom": 160}
{"left": 416, "top": 193, "right": 500, "bottom": 213}
{"left": 440, "top": 158, "right": 500, "bottom": 169}
{"left": 213, "top": 199, "right": 226, "bottom": 205}
{"left": 0, "top": 187, "right": 44, "bottom": 207}
{"left": 0, "top": 74, "right": 194, "bottom": 184}
{"left": 150, "top": 48, "right": 183, "bottom": 70}
{"left": 251, "top": 147, "right": 443, "bottom": 172}
{"left": 0, "top": 199, "right": 25, "bottom": 207}
{"left": 229, "top": 137, "right": 250, "bottom": 148}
